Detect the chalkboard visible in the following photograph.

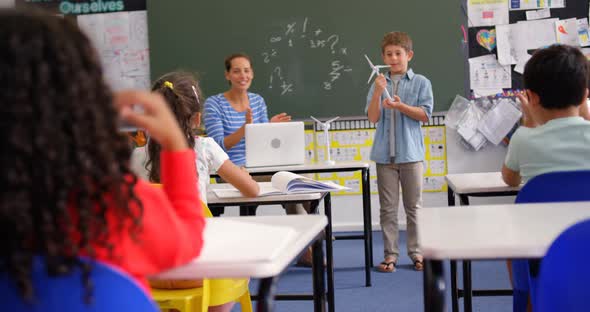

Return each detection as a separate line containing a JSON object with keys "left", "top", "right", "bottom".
{"left": 147, "top": 1, "right": 465, "bottom": 118}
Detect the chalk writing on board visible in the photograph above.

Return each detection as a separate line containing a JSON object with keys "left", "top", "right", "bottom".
{"left": 261, "top": 17, "right": 353, "bottom": 96}
{"left": 268, "top": 66, "right": 294, "bottom": 95}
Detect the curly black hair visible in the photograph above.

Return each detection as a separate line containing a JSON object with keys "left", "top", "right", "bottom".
{"left": 0, "top": 9, "right": 143, "bottom": 300}
{"left": 147, "top": 72, "right": 202, "bottom": 182}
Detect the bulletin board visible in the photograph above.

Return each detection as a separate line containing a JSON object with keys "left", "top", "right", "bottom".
{"left": 464, "top": 0, "right": 590, "bottom": 97}
{"left": 15, "top": 0, "right": 151, "bottom": 91}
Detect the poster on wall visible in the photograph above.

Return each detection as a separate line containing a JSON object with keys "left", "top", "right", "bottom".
{"left": 15, "top": 0, "right": 150, "bottom": 90}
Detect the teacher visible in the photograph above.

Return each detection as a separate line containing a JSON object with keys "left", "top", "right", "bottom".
{"left": 204, "top": 53, "right": 291, "bottom": 166}
{"left": 204, "top": 53, "right": 314, "bottom": 266}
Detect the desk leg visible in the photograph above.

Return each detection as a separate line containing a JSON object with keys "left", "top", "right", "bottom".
{"left": 447, "top": 188, "right": 455, "bottom": 206}
{"left": 361, "top": 168, "right": 373, "bottom": 287}
{"left": 450, "top": 260, "right": 459, "bottom": 312}
{"left": 459, "top": 195, "right": 470, "bottom": 206}
{"left": 324, "top": 193, "right": 335, "bottom": 312}
{"left": 463, "top": 260, "right": 473, "bottom": 312}
{"left": 312, "top": 237, "right": 327, "bottom": 312}
{"left": 257, "top": 277, "right": 278, "bottom": 312}
{"left": 423, "top": 259, "right": 445, "bottom": 312}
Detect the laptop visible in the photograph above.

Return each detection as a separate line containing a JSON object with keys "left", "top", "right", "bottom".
{"left": 245, "top": 122, "right": 305, "bottom": 167}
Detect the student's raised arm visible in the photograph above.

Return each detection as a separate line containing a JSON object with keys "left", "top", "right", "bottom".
{"left": 116, "top": 90, "right": 206, "bottom": 269}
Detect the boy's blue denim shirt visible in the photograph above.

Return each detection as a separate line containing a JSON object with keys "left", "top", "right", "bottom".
{"left": 364, "top": 68, "right": 434, "bottom": 164}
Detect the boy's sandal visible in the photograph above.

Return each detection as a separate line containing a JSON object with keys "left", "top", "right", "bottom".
{"left": 413, "top": 259, "right": 424, "bottom": 271}
{"left": 376, "top": 261, "right": 396, "bottom": 273}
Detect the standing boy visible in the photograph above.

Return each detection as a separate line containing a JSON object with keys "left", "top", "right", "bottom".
{"left": 366, "top": 32, "right": 433, "bottom": 272}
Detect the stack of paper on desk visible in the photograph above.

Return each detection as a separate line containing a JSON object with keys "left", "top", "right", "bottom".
{"left": 213, "top": 171, "right": 349, "bottom": 198}
{"left": 200, "top": 219, "right": 297, "bottom": 263}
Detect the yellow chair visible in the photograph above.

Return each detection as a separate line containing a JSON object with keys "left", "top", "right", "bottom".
{"left": 149, "top": 183, "right": 253, "bottom": 312}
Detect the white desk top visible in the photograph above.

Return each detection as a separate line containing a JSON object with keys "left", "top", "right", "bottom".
{"left": 207, "top": 183, "right": 324, "bottom": 205}
{"left": 244, "top": 161, "right": 369, "bottom": 174}
{"left": 446, "top": 172, "right": 521, "bottom": 194}
{"left": 418, "top": 202, "right": 590, "bottom": 260}
{"left": 153, "top": 215, "right": 327, "bottom": 279}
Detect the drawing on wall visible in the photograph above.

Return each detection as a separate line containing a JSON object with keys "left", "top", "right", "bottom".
{"left": 476, "top": 29, "right": 497, "bottom": 52}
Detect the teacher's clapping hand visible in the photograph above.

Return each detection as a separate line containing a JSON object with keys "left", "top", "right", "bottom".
{"left": 270, "top": 112, "right": 292, "bottom": 123}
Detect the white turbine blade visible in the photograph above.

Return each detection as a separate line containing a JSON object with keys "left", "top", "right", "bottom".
{"left": 376, "top": 65, "right": 389, "bottom": 69}
{"left": 368, "top": 70, "right": 376, "bottom": 84}
{"left": 326, "top": 116, "right": 340, "bottom": 123}
{"left": 310, "top": 116, "right": 322, "bottom": 124}
{"left": 364, "top": 54, "right": 375, "bottom": 69}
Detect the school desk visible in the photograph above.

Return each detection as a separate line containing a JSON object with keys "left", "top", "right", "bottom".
{"left": 153, "top": 215, "right": 328, "bottom": 312}
{"left": 419, "top": 202, "right": 590, "bottom": 312}
{"left": 446, "top": 172, "right": 521, "bottom": 312}
{"left": 208, "top": 185, "right": 334, "bottom": 312}
{"left": 215, "top": 161, "right": 374, "bottom": 287}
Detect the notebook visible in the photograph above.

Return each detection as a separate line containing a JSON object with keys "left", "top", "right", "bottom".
{"left": 213, "top": 172, "right": 349, "bottom": 198}
{"left": 245, "top": 122, "right": 305, "bottom": 168}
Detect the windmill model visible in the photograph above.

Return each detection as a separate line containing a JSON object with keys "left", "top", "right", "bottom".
{"left": 364, "top": 54, "right": 392, "bottom": 100}
{"left": 311, "top": 116, "right": 340, "bottom": 165}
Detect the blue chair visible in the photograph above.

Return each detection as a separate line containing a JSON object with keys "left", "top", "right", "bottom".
{"left": 0, "top": 257, "right": 159, "bottom": 312}
{"left": 513, "top": 170, "right": 590, "bottom": 312}
{"left": 536, "top": 219, "right": 590, "bottom": 312}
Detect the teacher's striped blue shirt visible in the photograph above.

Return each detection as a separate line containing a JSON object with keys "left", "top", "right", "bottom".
{"left": 204, "top": 92, "right": 269, "bottom": 166}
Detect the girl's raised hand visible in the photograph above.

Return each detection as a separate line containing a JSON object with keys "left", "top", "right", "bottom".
{"left": 115, "top": 90, "right": 188, "bottom": 151}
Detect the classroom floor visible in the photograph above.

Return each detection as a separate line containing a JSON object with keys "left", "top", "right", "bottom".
{"left": 239, "top": 231, "right": 513, "bottom": 312}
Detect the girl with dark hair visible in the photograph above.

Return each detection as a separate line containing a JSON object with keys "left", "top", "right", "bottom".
{"left": 0, "top": 9, "right": 205, "bottom": 299}
{"left": 131, "top": 71, "right": 259, "bottom": 312}
{"left": 131, "top": 71, "right": 259, "bottom": 201}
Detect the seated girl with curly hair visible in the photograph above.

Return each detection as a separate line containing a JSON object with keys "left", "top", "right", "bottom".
{"left": 0, "top": 9, "right": 205, "bottom": 299}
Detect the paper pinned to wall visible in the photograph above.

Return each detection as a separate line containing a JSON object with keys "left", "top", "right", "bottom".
{"left": 526, "top": 8, "right": 551, "bottom": 20}
{"left": 456, "top": 104, "right": 487, "bottom": 151}
{"left": 77, "top": 11, "right": 150, "bottom": 91}
{"left": 477, "top": 98, "right": 522, "bottom": 145}
{"left": 555, "top": 18, "right": 580, "bottom": 46}
{"left": 514, "top": 54, "right": 532, "bottom": 74}
{"left": 497, "top": 18, "right": 557, "bottom": 65}
{"left": 509, "top": 0, "right": 565, "bottom": 10}
{"left": 577, "top": 18, "right": 590, "bottom": 47}
{"left": 469, "top": 54, "right": 512, "bottom": 90}
{"left": 467, "top": 0, "right": 509, "bottom": 27}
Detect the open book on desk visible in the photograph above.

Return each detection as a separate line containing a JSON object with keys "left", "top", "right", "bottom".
{"left": 213, "top": 171, "right": 350, "bottom": 198}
